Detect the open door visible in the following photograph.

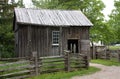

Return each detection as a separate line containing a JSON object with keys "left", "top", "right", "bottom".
{"left": 68, "top": 39, "right": 78, "bottom": 53}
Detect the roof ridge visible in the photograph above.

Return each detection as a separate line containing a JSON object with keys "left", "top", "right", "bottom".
{"left": 15, "top": 8, "right": 82, "bottom": 12}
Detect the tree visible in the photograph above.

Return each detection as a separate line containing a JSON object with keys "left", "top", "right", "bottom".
{"left": 108, "top": 0, "right": 120, "bottom": 44}
{"left": 17, "top": 0, "right": 25, "bottom": 8}
{"left": 0, "top": 0, "right": 17, "bottom": 57}
{"left": 0, "top": 0, "right": 25, "bottom": 58}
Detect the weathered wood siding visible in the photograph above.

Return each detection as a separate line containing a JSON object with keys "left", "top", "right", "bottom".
{"left": 18, "top": 26, "right": 28, "bottom": 57}
{"left": 61, "top": 27, "right": 90, "bottom": 54}
{"left": 31, "top": 26, "right": 60, "bottom": 57}
{"left": 15, "top": 24, "right": 90, "bottom": 57}
{"left": 16, "top": 25, "right": 61, "bottom": 57}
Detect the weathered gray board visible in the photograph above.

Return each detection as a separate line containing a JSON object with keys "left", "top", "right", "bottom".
{"left": 81, "top": 40, "right": 90, "bottom": 59}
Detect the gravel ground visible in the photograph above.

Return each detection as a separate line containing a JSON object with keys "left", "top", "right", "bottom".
{"left": 71, "top": 63, "right": 120, "bottom": 79}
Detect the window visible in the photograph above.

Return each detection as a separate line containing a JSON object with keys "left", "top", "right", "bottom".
{"left": 52, "top": 31, "right": 60, "bottom": 45}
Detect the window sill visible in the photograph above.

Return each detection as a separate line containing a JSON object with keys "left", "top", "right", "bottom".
{"left": 52, "top": 44, "right": 59, "bottom": 46}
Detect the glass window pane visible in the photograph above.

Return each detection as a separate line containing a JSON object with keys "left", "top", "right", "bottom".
{"left": 52, "top": 31, "right": 60, "bottom": 44}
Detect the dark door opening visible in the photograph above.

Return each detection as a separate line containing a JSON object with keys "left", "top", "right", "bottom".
{"left": 68, "top": 39, "right": 78, "bottom": 53}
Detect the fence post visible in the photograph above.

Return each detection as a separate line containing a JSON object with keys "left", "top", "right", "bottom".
{"left": 32, "top": 51, "right": 39, "bottom": 76}
{"left": 118, "top": 53, "right": 120, "bottom": 62}
{"left": 106, "top": 49, "right": 110, "bottom": 60}
{"left": 84, "top": 55, "right": 89, "bottom": 69}
{"left": 64, "top": 50, "right": 70, "bottom": 72}
{"left": 118, "top": 50, "right": 120, "bottom": 62}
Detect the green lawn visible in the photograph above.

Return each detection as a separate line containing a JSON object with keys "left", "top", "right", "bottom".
{"left": 91, "top": 59, "right": 120, "bottom": 66}
{"left": 27, "top": 67, "right": 100, "bottom": 79}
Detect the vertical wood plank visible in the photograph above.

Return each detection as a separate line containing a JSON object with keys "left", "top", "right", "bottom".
{"left": 32, "top": 51, "right": 39, "bottom": 75}
{"left": 46, "top": 27, "right": 49, "bottom": 56}
{"left": 59, "top": 27, "right": 63, "bottom": 55}
{"left": 27, "top": 26, "right": 32, "bottom": 57}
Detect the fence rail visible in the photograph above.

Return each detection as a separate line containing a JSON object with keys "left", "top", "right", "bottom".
{"left": 0, "top": 60, "right": 32, "bottom": 79}
{"left": 0, "top": 51, "right": 89, "bottom": 79}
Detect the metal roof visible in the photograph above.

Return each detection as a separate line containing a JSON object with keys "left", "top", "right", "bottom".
{"left": 14, "top": 8, "right": 93, "bottom": 26}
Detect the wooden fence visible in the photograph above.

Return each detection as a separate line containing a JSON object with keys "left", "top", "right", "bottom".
{"left": 0, "top": 51, "right": 89, "bottom": 79}
{"left": 0, "top": 58, "right": 32, "bottom": 79}
{"left": 97, "top": 50, "right": 120, "bottom": 61}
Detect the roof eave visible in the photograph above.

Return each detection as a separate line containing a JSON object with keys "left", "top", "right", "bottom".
{"left": 17, "top": 22, "right": 93, "bottom": 27}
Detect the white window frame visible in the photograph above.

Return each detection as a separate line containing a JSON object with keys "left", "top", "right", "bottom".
{"left": 52, "top": 31, "right": 60, "bottom": 46}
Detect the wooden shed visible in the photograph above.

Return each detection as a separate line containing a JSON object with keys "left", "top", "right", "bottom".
{"left": 13, "top": 8, "right": 93, "bottom": 57}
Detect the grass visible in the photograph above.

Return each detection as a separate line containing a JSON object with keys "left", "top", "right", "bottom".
{"left": 41, "top": 57, "right": 65, "bottom": 71}
{"left": 109, "top": 46, "right": 120, "bottom": 50}
{"left": 91, "top": 59, "right": 120, "bottom": 66}
{"left": 27, "top": 67, "right": 100, "bottom": 79}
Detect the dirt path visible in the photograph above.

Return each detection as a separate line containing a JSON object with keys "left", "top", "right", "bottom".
{"left": 71, "top": 63, "right": 120, "bottom": 79}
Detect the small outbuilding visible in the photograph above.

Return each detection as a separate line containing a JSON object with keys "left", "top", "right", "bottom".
{"left": 13, "top": 8, "right": 93, "bottom": 57}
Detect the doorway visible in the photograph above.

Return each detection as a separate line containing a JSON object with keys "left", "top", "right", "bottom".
{"left": 68, "top": 39, "right": 78, "bottom": 53}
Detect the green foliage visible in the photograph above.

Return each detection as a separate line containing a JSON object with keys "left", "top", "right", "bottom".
{"left": 27, "top": 67, "right": 100, "bottom": 79}
{"left": 91, "top": 59, "right": 120, "bottom": 66}
{"left": 0, "top": 19, "right": 15, "bottom": 58}
{"left": 0, "top": 1, "right": 15, "bottom": 58}
{"left": 17, "top": 0, "right": 25, "bottom": 8}
{"left": 108, "top": 0, "right": 120, "bottom": 43}
{"left": 0, "top": 0, "right": 24, "bottom": 58}
{"left": 98, "top": 23, "right": 116, "bottom": 45}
